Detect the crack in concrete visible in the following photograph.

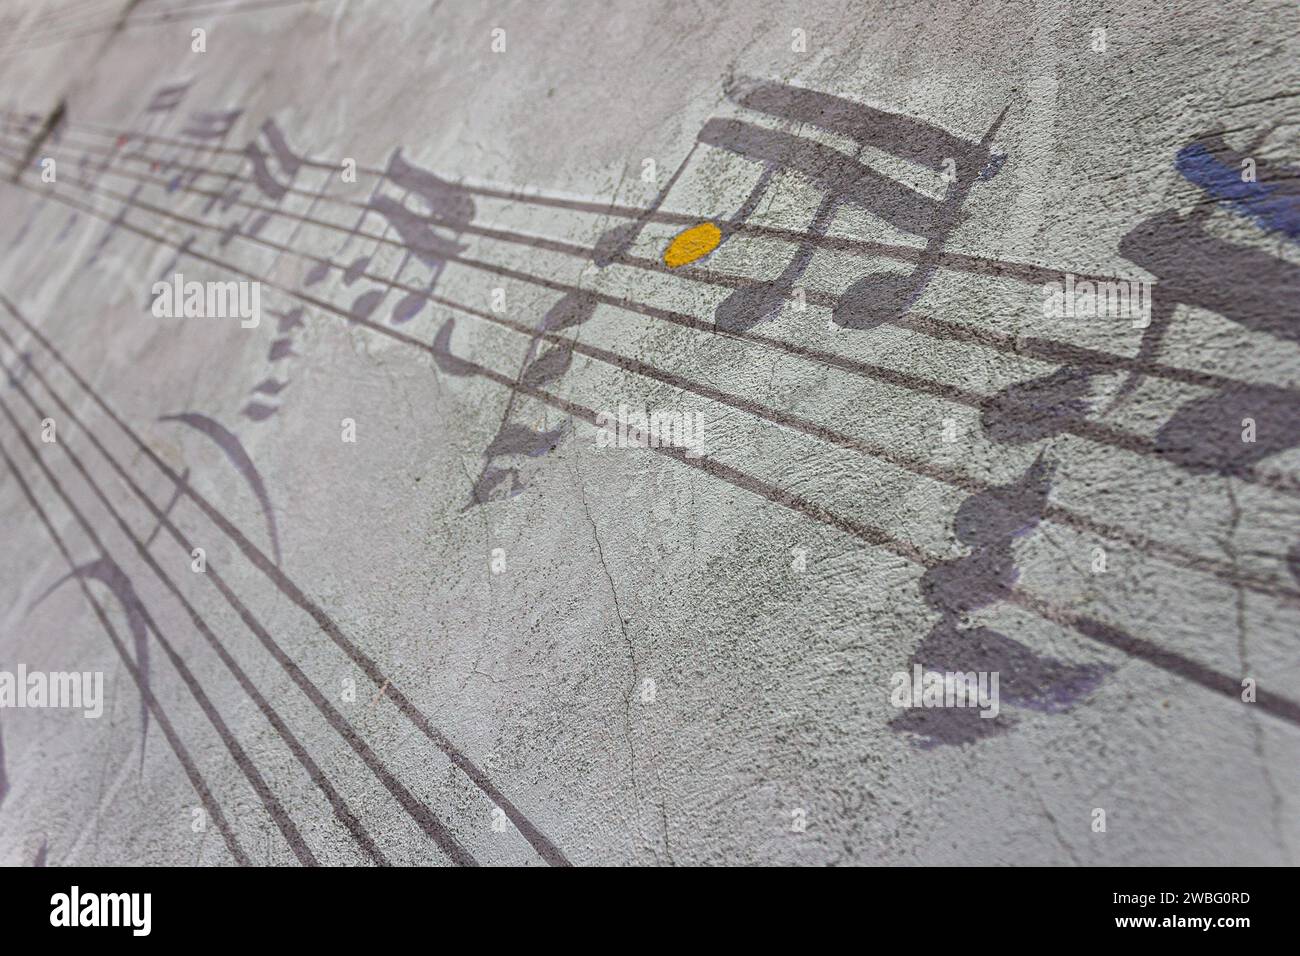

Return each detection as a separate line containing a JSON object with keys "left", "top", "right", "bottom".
{"left": 1022, "top": 768, "right": 1082, "bottom": 866}
{"left": 572, "top": 449, "right": 677, "bottom": 863}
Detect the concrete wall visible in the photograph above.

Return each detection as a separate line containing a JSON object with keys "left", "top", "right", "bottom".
{"left": 0, "top": 0, "right": 1296, "bottom": 865}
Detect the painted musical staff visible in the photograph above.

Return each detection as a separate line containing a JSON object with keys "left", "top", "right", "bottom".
{"left": 1, "top": 72, "right": 1297, "bottom": 879}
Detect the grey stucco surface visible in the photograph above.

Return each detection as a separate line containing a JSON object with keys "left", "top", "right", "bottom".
{"left": 0, "top": 0, "right": 1296, "bottom": 865}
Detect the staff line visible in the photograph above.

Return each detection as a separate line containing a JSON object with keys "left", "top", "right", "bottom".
{"left": 0, "top": 445, "right": 251, "bottom": 865}
{"left": 3, "top": 179, "right": 1296, "bottom": 731}
{"left": 0, "top": 335, "right": 484, "bottom": 866}
{"left": 6, "top": 135, "right": 1293, "bottom": 502}
{"left": 32, "top": 122, "right": 1255, "bottom": 394}
{"left": 0, "top": 284, "right": 574, "bottom": 866}
{"left": 4, "top": 108, "right": 1156, "bottom": 293}
{"left": 6, "top": 115, "right": 1276, "bottom": 407}
{"left": 0, "top": 392, "right": 322, "bottom": 864}
{"left": 5, "top": 147, "right": 1296, "bottom": 602}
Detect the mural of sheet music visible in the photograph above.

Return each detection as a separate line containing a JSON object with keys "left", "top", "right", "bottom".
{"left": 0, "top": 0, "right": 1296, "bottom": 877}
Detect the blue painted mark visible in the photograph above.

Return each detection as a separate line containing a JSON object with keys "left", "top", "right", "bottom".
{"left": 1176, "top": 140, "right": 1300, "bottom": 241}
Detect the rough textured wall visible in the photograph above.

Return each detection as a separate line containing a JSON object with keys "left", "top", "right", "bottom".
{"left": 0, "top": 0, "right": 1296, "bottom": 866}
